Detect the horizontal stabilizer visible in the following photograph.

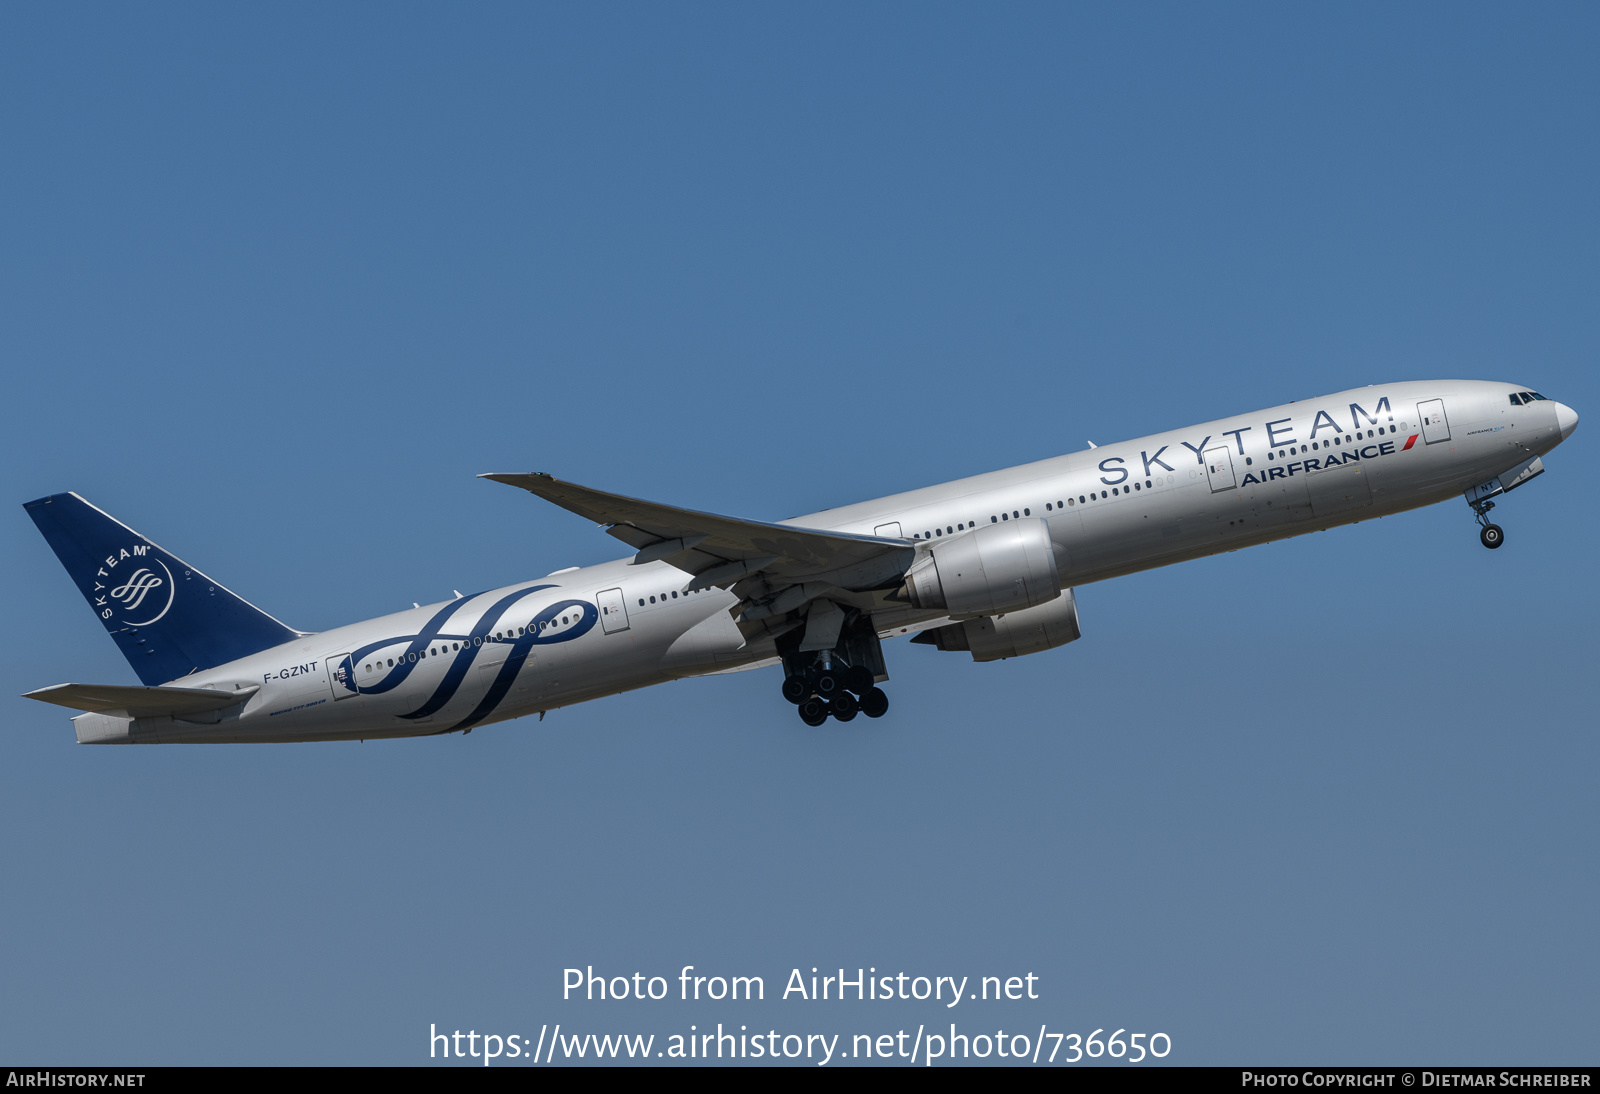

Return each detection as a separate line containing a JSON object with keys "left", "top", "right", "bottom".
{"left": 23, "top": 682, "right": 258, "bottom": 718}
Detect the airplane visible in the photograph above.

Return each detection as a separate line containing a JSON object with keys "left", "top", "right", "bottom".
{"left": 22, "top": 379, "right": 1578, "bottom": 743}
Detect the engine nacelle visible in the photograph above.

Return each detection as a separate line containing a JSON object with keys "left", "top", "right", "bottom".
{"left": 899, "top": 517, "right": 1060, "bottom": 618}
{"left": 914, "top": 588, "right": 1082, "bottom": 662}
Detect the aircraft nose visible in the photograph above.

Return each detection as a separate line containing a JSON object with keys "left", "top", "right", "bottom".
{"left": 1554, "top": 401, "right": 1579, "bottom": 442}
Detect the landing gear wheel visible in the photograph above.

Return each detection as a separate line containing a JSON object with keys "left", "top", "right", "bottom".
{"left": 830, "top": 693, "right": 859, "bottom": 721}
{"left": 859, "top": 687, "right": 889, "bottom": 719}
{"left": 781, "top": 677, "right": 809, "bottom": 704}
{"left": 798, "top": 697, "right": 829, "bottom": 726}
{"left": 814, "top": 670, "right": 842, "bottom": 699}
{"left": 1480, "top": 523, "right": 1504, "bottom": 549}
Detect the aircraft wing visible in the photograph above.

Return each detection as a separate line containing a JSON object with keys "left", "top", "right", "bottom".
{"left": 481, "top": 473, "right": 917, "bottom": 641}
{"left": 23, "top": 682, "right": 260, "bottom": 718}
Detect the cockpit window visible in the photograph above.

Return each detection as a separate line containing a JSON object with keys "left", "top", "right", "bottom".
{"left": 1510, "top": 393, "right": 1523, "bottom": 405}
{"left": 1529, "top": 391, "right": 1547, "bottom": 400}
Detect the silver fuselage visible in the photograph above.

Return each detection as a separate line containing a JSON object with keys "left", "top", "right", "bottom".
{"left": 91, "top": 379, "right": 1573, "bottom": 742}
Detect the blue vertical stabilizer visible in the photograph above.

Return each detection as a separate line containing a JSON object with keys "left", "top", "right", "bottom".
{"left": 25, "top": 493, "right": 301, "bottom": 685}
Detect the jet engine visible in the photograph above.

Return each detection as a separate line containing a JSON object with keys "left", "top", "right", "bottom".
{"left": 912, "top": 588, "right": 1082, "bottom": 662}
{"left": 898, "top": 517, "right": 1061, "bottom": 618}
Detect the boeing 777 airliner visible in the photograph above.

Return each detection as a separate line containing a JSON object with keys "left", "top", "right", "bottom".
{"left": 23, "top": 380, "right": 1579, "bottom": 742}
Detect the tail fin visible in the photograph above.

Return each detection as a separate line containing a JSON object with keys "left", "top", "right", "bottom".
{"left": 25, "top": 492, "right": 300, "bottom": 685}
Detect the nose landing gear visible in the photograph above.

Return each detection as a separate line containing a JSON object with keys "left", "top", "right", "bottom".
{"left": 1469, "top": 497, "right": 1505, "bottom": 550}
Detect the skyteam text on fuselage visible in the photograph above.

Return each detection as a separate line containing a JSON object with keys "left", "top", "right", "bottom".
{"left": 24, "top": 380, "right": 1579, "bottom": 742}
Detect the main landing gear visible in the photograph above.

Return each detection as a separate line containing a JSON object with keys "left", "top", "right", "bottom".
{"left": 787, "top": 661, "right": 889, "bottom": 726}
{"left": 1469, "top": 497, "right": 1505, "bottom": 550}
{"left": 778, "top": 613, "right": 890, "bottom": 726}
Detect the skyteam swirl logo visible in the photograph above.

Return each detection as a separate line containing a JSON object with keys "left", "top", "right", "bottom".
{"left": 345, "top": 585, "right": 599, "bottom": 732}
{"left": 93, "top": 546, "right": 176, "bottom": 627}
{"left": 111, "top": 568, "right": 164, "bottom": 610}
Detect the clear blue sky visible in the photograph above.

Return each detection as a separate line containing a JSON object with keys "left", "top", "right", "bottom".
{"left": 2, "top": 3, "right": 1595, "bottom": 1065}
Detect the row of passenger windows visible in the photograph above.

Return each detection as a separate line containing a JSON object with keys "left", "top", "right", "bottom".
{"left": 639, "top": 587, "right": 709, "bottom": 606}
{"left": 907, "top": 481, "right": 1165, "bottom": 538}
{"left": 362, "top": 618, "right": 580, "bottom": 672}
{"left": 1268, "top": 425, "right": 1398, "bottom": 459}
{"left": 1510, "top": 391, "right": 1546, "bottom": 405}
{"left": 911, "top": 519, "right": 978, "bottom": 540}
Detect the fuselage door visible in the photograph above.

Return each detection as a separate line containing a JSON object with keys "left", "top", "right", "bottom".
{"left": 874, "top": 522, "right": 904, "bottom": 539}
{"left": 1203, "top": 446, "right": 1237, "bottom": 492}
{"left": 1418, "top": 399, "right": 1451, "bottom": 444}
{"left": 327, "top": 653, "right": 358, "bottom": 699}
{"left": 597, "top": 587, "right": 630, "bottom": 634}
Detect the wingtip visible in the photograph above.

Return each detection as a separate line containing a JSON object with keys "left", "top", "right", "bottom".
{"left": 480, "top": 472, "right": 553, "bottom": 483}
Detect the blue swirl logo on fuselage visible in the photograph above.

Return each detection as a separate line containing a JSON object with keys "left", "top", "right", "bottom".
{"left": 346, "top": 585, "right": 598, "bottom": 731}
